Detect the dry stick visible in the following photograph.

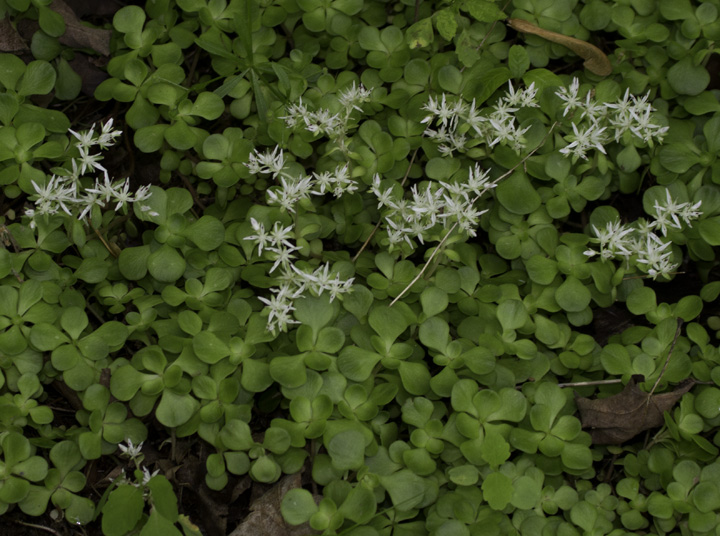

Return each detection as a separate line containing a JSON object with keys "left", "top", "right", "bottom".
{"left": 389, "top": 121, "right": 559, "bottom": 307}
{"left": 556, "top": 378, "right": 624, "bottom": 388}
{"left": 515, "top": 378, "right": 624, "bottom": 390}
{"left": 648, "top": 318, "right": 684, "bottom": 399}
{"left": 351, "top": 148, "right": 419, "bottom": 263}
{"left": 13, "top": 520, "right": 61, "bottom": 535}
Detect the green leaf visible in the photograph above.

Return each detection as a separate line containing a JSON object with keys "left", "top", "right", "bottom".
{"left": 338, "top": 346, "right": 382, "bottom": 382}
{"left": 496, "top": 171, "right": 541, "bottom": 214}
{"left": 419, "top": 317, "right": 449, "bottom": 352}
{"left": 0, "top": 53, "right": 28, "bottom": 90}
{"left": 695, "top": 388, "right": 720, "bottom": 419}
{"left": 165, "top": 120, "right": 197, "bottom": 150}
{"left": 435, "top": 9, "right": 458, "bottom": 41}
{"left": 497, "top": 299, "right": 528, "bottom": 331}
{"left": 406, "top": 18, "right": 434, "bottom": 49}
{"left": 140, "top": 511, "right": 182, "bottom": 536}
{"left": 465, "top": 0, "right": 505, "bottom": 22}
{"left": 147, "top": 245, "right": 186, "bottom": 283}
{"left": 102, "top": 485, "right": 145, "bottom": 536}
{"left": 191, "top": 92, "right": 225, "bottom": 120}
{"left": 659, "top": 0, "right": 694, "bottom": 19}
{"left": 282, "top": 489, "right": 318, "bottom": 525}
{"left": 193, "top": 331, "right": 230, "bottom": 364}
{"left": 508, "top": 45, "right": 530, "bottom": 78}
{"left": 146, "top": 475, "right": 179, "bottom": 521}
{"left": 294, "top": 295, "right": 334, "bottom": 334}
{"left": 338, "top": 485, "right": 376, "bottom": 524}
{"left": 38, "top": 6, "right": 66, "bottom": 37}
{"left": 555, "top": 276, "right": 591, "bottom": 313}
{"left": 369, "top": 305, "right": 409, "bottom": 345}
{"left": 219, "top": 419, "right": 254, "bottom": 450}
{"left": 327, "top": 429, "right": 365, "bottom": 470}
{"left": 18, "top": 60, "right": 56, "bottom": 97}
{"left": 420, "top": 286, "right": 448, "bottom": 317}
{"left": 113, "top": 5, "right": 147, "bottom": 33}
{"left": 378, "top": 470, "right": 426, "bottom": 511}
{"left": 481, "top": 472, "right": 514, "bottom": 510}
{"left": 156, "top": 390, "right": 198, "bottom": 427}
{"left": 30, "top": 323, "right": 69, "bottom": 351}
{"left": 480, "top": 430, "right": 510, "bottom": 467}
{"left": 627, "top": 286, "right": 657, "bottom": 315}
{"left": 667, "top": 58, "right": 710, "bottom": 96}
{"left": 674, "top": 295, "right": 702, "bottom": 321}
{"left": 511, "top": 475, "right": 542, "bottom": 509}
{"left": 269, "top": 355, "right": 307, "bottom": 388}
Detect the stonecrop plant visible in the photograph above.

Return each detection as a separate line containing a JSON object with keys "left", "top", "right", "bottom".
{"left": 24, "top": 119, "right": 156, "bottom": 229}
{"left": 3, "top": 0, "right": 720, "bottom": 535}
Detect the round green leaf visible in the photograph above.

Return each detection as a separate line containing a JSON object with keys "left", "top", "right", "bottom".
{"left": 555, "top": 276, "right": 591, "bottom": 312}
{"left": 481, "top": 472, "right": 514, "bottom": 510}
{"left": 147, "top": 245, "right": 186, "bottom": 283}
{"left": 496, "top": 171, "right": 541, "bottom": 215}
{"left": 113, "top": 5, "right": 147, "bottom": 34}
{"left": 327, "top": 429, "right": 365, "bottom": 471}
{"left": 667, "top": 57, "right": 710, "bottom": 96}
{"left": 18, "top": 60, "right": 56, "bottom": 97}
{"left": 282, "top": 489, "right": 318, "bottom": 525}
{"left": 627, "top": 286, "right": 657, "bottom": 315}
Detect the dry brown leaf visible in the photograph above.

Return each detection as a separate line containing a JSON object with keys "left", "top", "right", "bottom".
{"left": 50, "top": 0, "right": 112, "bottom": 56}
{"left": 575, "top": 375, "right": 697, "bottom": 444}
{"left": 507, "top": 18, "right": 613, "bottom": 76}
{"left": 0, "top": 18, "right": 30, "bottom": 53}
{"left": 228, "top": 474, "right": 320, "bottom": 536}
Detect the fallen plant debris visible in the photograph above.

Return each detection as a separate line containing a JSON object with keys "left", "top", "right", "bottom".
{"left": 575, "top": 375, "right": 698, "bottom": 445}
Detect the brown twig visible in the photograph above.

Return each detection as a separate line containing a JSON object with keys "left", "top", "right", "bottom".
{"left": 13, "top": 520, "right": 61, "bottom": 535}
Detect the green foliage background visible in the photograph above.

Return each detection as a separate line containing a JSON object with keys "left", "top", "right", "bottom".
{"left": 1, "top": 0, "right": 720, "bottom": 533}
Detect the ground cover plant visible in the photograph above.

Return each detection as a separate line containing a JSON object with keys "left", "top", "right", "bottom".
{"left": 0, "top": 0, "right": 720, "bottom": 534}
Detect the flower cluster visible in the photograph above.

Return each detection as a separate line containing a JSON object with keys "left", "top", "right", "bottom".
{"left": 245, "top": 217, "right": 354, "bottom": 332}
{"left": 244, "top": 147, "right": 356, "bottom": 332}
{"left": 246, "top": 147, "right": 358, "bottom": 213}
{"left": 584, "top": 189, "right": 702, "bottom": 279}
{"left": 24, "top": 119, "right": 156, "bottom": 227}
{"left": 281, "top": 82, "right": 372, "bottom": 148}
{"left": 421, "top": 82, "right": 540, "bottom": 155}
{"left": 115, "top": 439, "right": 159, "bottom": 487}
{"left": 371, "top": 163, "right": 497, "bottom": 250}
{"left": 556, "top": 78, "right": 669, "bottom": 161}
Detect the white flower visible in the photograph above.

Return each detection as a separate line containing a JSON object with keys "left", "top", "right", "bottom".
{"left": 555, "top": 78, "right": 582, "bottom": 116}
{"left": 245, "top": 218, "right": 271, "bottom": 255}
{"left": 118, "top": 439, "right": 144, "bottom": 458}
{"left": 76, "top": 145, "right": 106, "bottom": 175}
{"left": 68, "top": 125, "right": 95, "bottom": 148}
{"left": 246, "top": 147, "right": 286, "bottom": 176}
{"left": 257, "top": 293, "right": 299, "bottom": 332}
{"left": 559, "top": 122, "right": 608, "bottom": 160}
{"left": 338, "top": 82, "right": 371, "bottom": 113}
{"left": 141, "top": 467, "right": 160, "bottom": 485}
{"left": 267, "top": 244, "right": 300, "bottom": 274}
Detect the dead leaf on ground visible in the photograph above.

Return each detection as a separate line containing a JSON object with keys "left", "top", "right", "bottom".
{"left": 0, "top": 18, "right": 30, "bottom": 53}
{"left": 50, "top": 0, "right": 112, "bottom": 56}
{"left": 228, "top": 473, "right": 320, "bottom": 536}
{"left": 507, "top": 17, "right": 613, "bottom": 76}
{"left": 575, "top": 375, "right": 697, "bottom": 445}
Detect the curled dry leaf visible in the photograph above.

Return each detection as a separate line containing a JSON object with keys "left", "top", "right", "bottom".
{"left": 507, "top": 18, "right": 613, "bottom": 76}
{"left": 0, "top": 18, "right": 30, "bottom": 53}
{"left": 228, "top": 474, "right": 320, "bottom": 536}
{"left": 50, "top": 0, "right": 112, "bottom": 56}
{"left": 575, "top": 375, "right": 697, "bottom": 444}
